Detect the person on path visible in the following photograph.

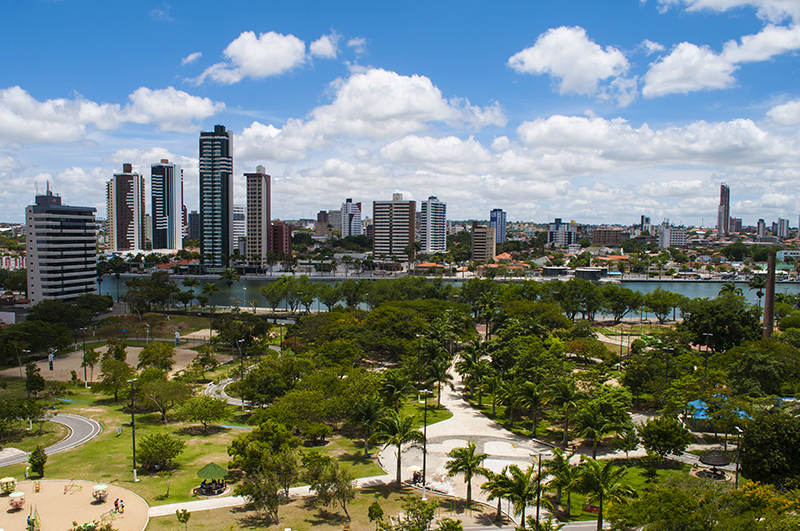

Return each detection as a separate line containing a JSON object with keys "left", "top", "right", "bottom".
{"left": 114, "top": 499, "right": 119, "bottom": 512}
{"left": 119, "top": 499, "right": 125, "bottom": 513}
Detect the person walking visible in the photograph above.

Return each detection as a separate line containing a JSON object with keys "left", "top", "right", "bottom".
{"left": 114, "top": 499, "right": 119, "bottom": 512}
{"left": 119, "top": 499, "right": 125, "bottom": 513}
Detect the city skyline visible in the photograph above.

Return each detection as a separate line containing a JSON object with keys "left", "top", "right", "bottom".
{"left": 3, "top": 1, "right": 800, "bottom": 225}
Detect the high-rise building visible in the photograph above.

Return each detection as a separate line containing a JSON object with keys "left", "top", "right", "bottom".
{"left": 778, "top": 218, "right": 790, "bottom": 239}
{"left": 329, "top": 209, "right": 342, "bottom": 233}
{"left": 718, "top": 183, "right": 730, "bottom": 238}
{"left": 547, "top": 218, "right": 578, "bottom": 247}
{"left": 490, "top": 208, "right": 507, "bottom": 243}
{"left": 729, "top": 217, "right": 742, "bottom": 234}
{"left": 26, "top": 186, "right": 97, "bottom": 303}
{"left": 199, "top": 125, "right": 233, "bottom": 266}
{"left": 233, "top": 205, "right": 246, "bottom": 242}
{"left": 269, "top": 220, "right": 292, "bottom": 256}
{"left": 341, "top": 199, "right": 363, "bottom": 238}
{"left": 317, "top": 211, "right": 329, "bottom": 224}
{"left": 188, "top": 211, "right": 200, "bottom": 241}
{"left": 372, "top": 193, "right": 416, "bottom": 261}
{"left": 106, "top": 163, "right": 146, "bottom": 251}
{"left": 245, "top": 166, "right": 271, "bottom": 265}
{"left": 471, "top": 222, "right": 496, "bottom": 262}
{"left": 757, "top": 219, "right": 766, "bottom": 238}
{"left": 658, "top": 222, "right": 687, "bottom": 249}
{"left": 151, "top": 159, "right": 183, "bottom": 250}
{"left": 420, "top": 196, "right": 447, "bottom": 254}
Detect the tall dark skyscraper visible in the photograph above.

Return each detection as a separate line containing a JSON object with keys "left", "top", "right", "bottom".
{"left": 199, "top": 125, "right": 233, "bottom": 266}
{"left": 718, "top": 183, "right": 730, "bottom": 238}
{"left": 151, "top": 159, "right": 183, "bottom": 250}
{"left": 490, "top": 208, "right": 506, "bottom": 243}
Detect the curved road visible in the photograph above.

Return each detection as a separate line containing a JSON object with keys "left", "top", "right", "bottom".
{"left": 0, "top": 413, "right": 102, "bottom": 468}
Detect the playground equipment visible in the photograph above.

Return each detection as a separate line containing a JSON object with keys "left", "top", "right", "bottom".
{"left": 27, "top": 505, "right": 41, "bottom": 531}
{"left": 64, "top": 478, "right": 82, "bottom": 494}
{"left": 9, "top": 490, "right": 25, "bottom": 509}
{"left": 0, "top": 476, "right": 16, "bottom": 493}
{"left": 92, "top": 484, "right": 108, "bottom": 502}
{"left": 100, "top": 507, "right": 116, "bottom": 524}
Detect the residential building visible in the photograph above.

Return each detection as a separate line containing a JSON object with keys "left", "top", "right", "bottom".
{"left": 592, "top": 227, "right": 624, "bottom": 247}
{"left": 658, "top": 222, "right": 687, "bottom": 249}
{"left": 26, "top": 186, "right": 97, "bottom": 303}
{"left": 471, "top": 222, "right": 496, "bottom": 262}
{"left": 151, "top": 159, "right": 183, "bottom": 250}
{"left": 757, "top": 219, "right": 766, "bottom": 238}
{"left": 269, "top": 220, "right": 292, "bottom": 257}
{"left": 317, "top": 211, "right": 329, "bottom": 224}
{"left": 106, "top": 163, "right": 145, "bottom": 251}
{"left": 729, "top": 217, "right": 742, "bottom": 234}
{"left": 718, "top": 183, "right": 730, "bottom": 238}
{"left": 245, "top": 166, "right": 271, "bottom": 265}
{"left": 233, "top": 205, "right": 246, "bottom": 243}
{"left": 490, "top": 208, "right": 507, "bottom": 243}
{"left": 145, "top": 214, "right": 152, "bottom": 249}
{"left": 547, "top": 218, "right": 578, "bottom": 247}
{"left": 372, "top": 193, "right": 416, "bottom": 261}
{"left": 328, "top": 209, "right": 342, "bottom": 233}
{"left": 188, "top": 211, "right": 200, "bottom": 241}
{"left": 341, "top": 199, "right": 363, "bottom": 238}
{"left": 199, "top": 125, "right": 233, "bottom": 266}
{"left": 420, "top": 196, "right": 447, "bottom": 254}
{"left": 778, "top": 218, "right": 790, "bottom": 239}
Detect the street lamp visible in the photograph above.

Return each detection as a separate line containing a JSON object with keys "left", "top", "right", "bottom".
{"left": 735, "top": 425, "right": 743, "bottom": 488}
{"left": 145, "top": 324, "right": 151, "bottom": 346}
{"left": 237, "top": 338, "right": 246, "bottom": 411}
{"left": 23, "top": 349, "right": 31, "bottom": 399}
{"left": 80, "top": 327, "right": 88, "bottom": 388}
{"left": 701, "top": 333, "right": 713, "bottom": 382}
{"left": 243, "top": 285, "right": 247, "bottom": 310}
{"left": 128, "top": 378, "right": 139, "bottom": 482}
{"left": 535, "top": 450, "right": 551, "bottom": 531}
{"left": 420, "top": 388, "right": 433, "bottom": 501}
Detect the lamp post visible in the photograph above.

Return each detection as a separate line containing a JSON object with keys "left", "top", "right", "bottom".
{"left": 23, "top": 349, "right": 31, "bottom": 399}
{"left": 128, "top": 378, "right": 139, "bottom": 482}
{"left": 237, "top": 338, "right": 246, "bottom": 411}
{"left": 243, "top": 285, "right": 247, "bottom": 310}
{"left": 145, "top": 324, "right": 151, "bottom": 346}
{"left": 80, "top": 327, "right": 88, "bottom": 387}
{"left": 535, "top": 451, "right": 550, "bottom": 531}
{"left": 735, "top": 425, "right": 743, "bottom": 488}
{"left": 420, "top": 388, "right": 433, "bottom": 501}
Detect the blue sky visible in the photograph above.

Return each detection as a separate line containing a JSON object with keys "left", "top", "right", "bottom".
{"left": 3, "top": 0, "right": 800, "bottom": 227}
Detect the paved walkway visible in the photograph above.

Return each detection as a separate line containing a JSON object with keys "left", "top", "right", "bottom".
{"left": 0, "top": 413, "right": 102, "bottom": 468}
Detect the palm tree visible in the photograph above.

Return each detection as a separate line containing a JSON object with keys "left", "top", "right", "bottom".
{"left": 482, "top": 374, "right": 503, "bottom": 416}
{"left": 549, "top": 379, "right": 587, "bottom": 448}
{"left": 427, "top": 354, "right": 454, "bottom": 409}
{"left": 575, "top": 404, "right": 614, "bottom": 459}
{"left": 445, "top": 440, "right": 489, "bottom": 508}
{"left": 543, "top": 448, "right": 576, "bottom": 517}
{"left": 748, "top": 275, "right": 767, "bottom": 307}
{"left": 481, "top": 467, "right": 511, "bottom": 523}
{"left": 515, "top": 381, "right": 547, "bottom": 438}
{"left": 182, "top": 276, "right": 200, "bottom": 297}
{"left": 505, "top": 464, "right": 540, "bottom": 528}
{"left": 380, "top": 370, "right": 413, "bottom": 411}
{"left": 97, "top": 259, "right": 111, "bottom": 297}
{"left": 219, "top": 267, "right": 241, "bottom": 308}
{"left": 498, "top": 380, "right": 521, "bottom": 428}
{"left": 571, "top": 457, "right": 636, "bottom": 531}
{"left": 201, "top": 282, "right": 221, "bottom": 330}
{"left": 718, "top": 281, "right": 742, "bottom": 296}
{"left": 375, "top": 410, "right": 424, "bottom": 487}
{"left": 350, "top": 396, "right": 384, "bottom": 457}
{"left": 108, "top": 256, "right": 127, "bottom": 302}
{"left": 455, "top": 337, "right": 484, "bottom": 398}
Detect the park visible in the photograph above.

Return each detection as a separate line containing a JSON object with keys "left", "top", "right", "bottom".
{"left": 1, "top": 274, "right": 800, "bottom": 530}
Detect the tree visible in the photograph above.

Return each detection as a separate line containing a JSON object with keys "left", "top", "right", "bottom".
{"left": 391, "top": 497, "right": 437, "bottom": 531}
{"left": 515, "top": 380, "right": 547, "bottom": 438}
{"left": 176, "top": 509, "right": 191, "bottom": 531}
{"left": 543, "top": 447, "right": 577, "bottom": 517}
{"left": 368, "top": 500, "right": 385, "bottom": 530}
{"left": 601, "top": 285, "right": 642, "bottom": 323}
{"left": 749, "top": 275, "right": 768, "bottom": 307}
{"left": 380, "top": 370, "right": 413, "bottom": 412}
{"left": 219, "top": 268, "right": 241, "bottom": 308}
{"left": 445, "top": 440, "right": 489, "bottom": 508}
{"left": 504, "top": 464, "right": 540, "bottom": 528}
{"left": 108, "top": 256, "right": 128, "bottom": 302}
{"left": 679, "top": 293, "right": 761, "bottom": 353}
{"left": 575, "top": 403, "right": 616, "bottom": 459}
{"left": 97, "top": 358, "right": 135, "bottom": 401}
{"left": 638, "top": 416, "right": 693, "bottom": 460}
{"left": 137, "top": 341, "right": 176, "bottom": 372}
{"left": 614, "top": 427, "right": 640, "bottom": 460}
{"left": 303, "top": 453, "right": 358, "bottom": 520}
{"left": 740, "top": 412, "right": 800, "bottom": 488}
{"left": 481, "top": 467, "right": 510, "bottom": 523}
{"left": 260, "top": 279, "right": 287, "bottom": 320}
{"left": 182, "top": 276, "right": 200, "bottom": 298}
{"left": 179, "top": 395, "right": 229, "bottom": 433}
{"left": 141, "top": 379, "right": 192, "bottom": 422}
{"left": 550, "top": 378, "right": 587, "bottom": 448}
{"left": 643, "top": 287, "right": 683, "bottom": 323}
{"left": 375, "top": 410, "right": 425, "bottom": 487}
{"left": 137, "top": 432, "right": 186, "bottom": 469}
{"left": 235, "top": 470, "right": 282, "bottom": 524}
{"left": 350, "top": 396, "right": 384, "bottom": 457}
{"left": 29, "top": 444, "right": 47, "bottom": 476}
{"left": 190, "top": 345, "right": 219, "bottom": 381}
{"left": 81, "top": 347, "right": 100, "bottom": 384}
{"left": 26, "top": 362, "right": 45, "bottom": 398}
{"left": 316, "top": 282, "right": 343, "bottom": 311}
{"left": 571, "top": 457, "right": 635, "bottom": 531}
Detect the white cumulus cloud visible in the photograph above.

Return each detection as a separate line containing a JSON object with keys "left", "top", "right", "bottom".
{"left": 181, "top": 52, "right": 202, "bottom": 66}
{"left": 656, "top": 0, "right": 800, "bottom": 23}
{"left": 508, "top": 26, "right": 630, "bottom": 97}
{"left": 310, "top": 32, "right": 341, "bottom": 59}
{"left": 767, "top": 99, "right": 800, "bottom": 125}
{"left": 642, "top": 42, "right": 737, "bottom": 98}
{"left": 195, "top": 31, "right": 307, "bottom": 84}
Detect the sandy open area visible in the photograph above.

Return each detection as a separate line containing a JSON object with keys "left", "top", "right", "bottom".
{"left": 0, "top": 340, "right": 234, "bottom": 382}
{"left": 1, "top": 479, "right": 148, "bottom": 531}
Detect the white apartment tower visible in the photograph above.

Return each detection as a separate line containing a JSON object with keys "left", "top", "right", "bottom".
{"left": 106, "top": 163, "right": 146, "bottom": 251}
{"left": 245, "top": 166, "right": 271, "bottom": 265}
{"left": 420, "top": 196, "right": 447, "bottom": 254}
{"left": 26, "top": 186, "right": 97, "bottom": 303}
{"left": 151, "top": 159, "right": 183, "bottom": 250}
{"left": 341, "top": 198, "right": 363, "bottom": 238}
{"left": 372, "top": 193, "right": 416, "bottom": 261}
